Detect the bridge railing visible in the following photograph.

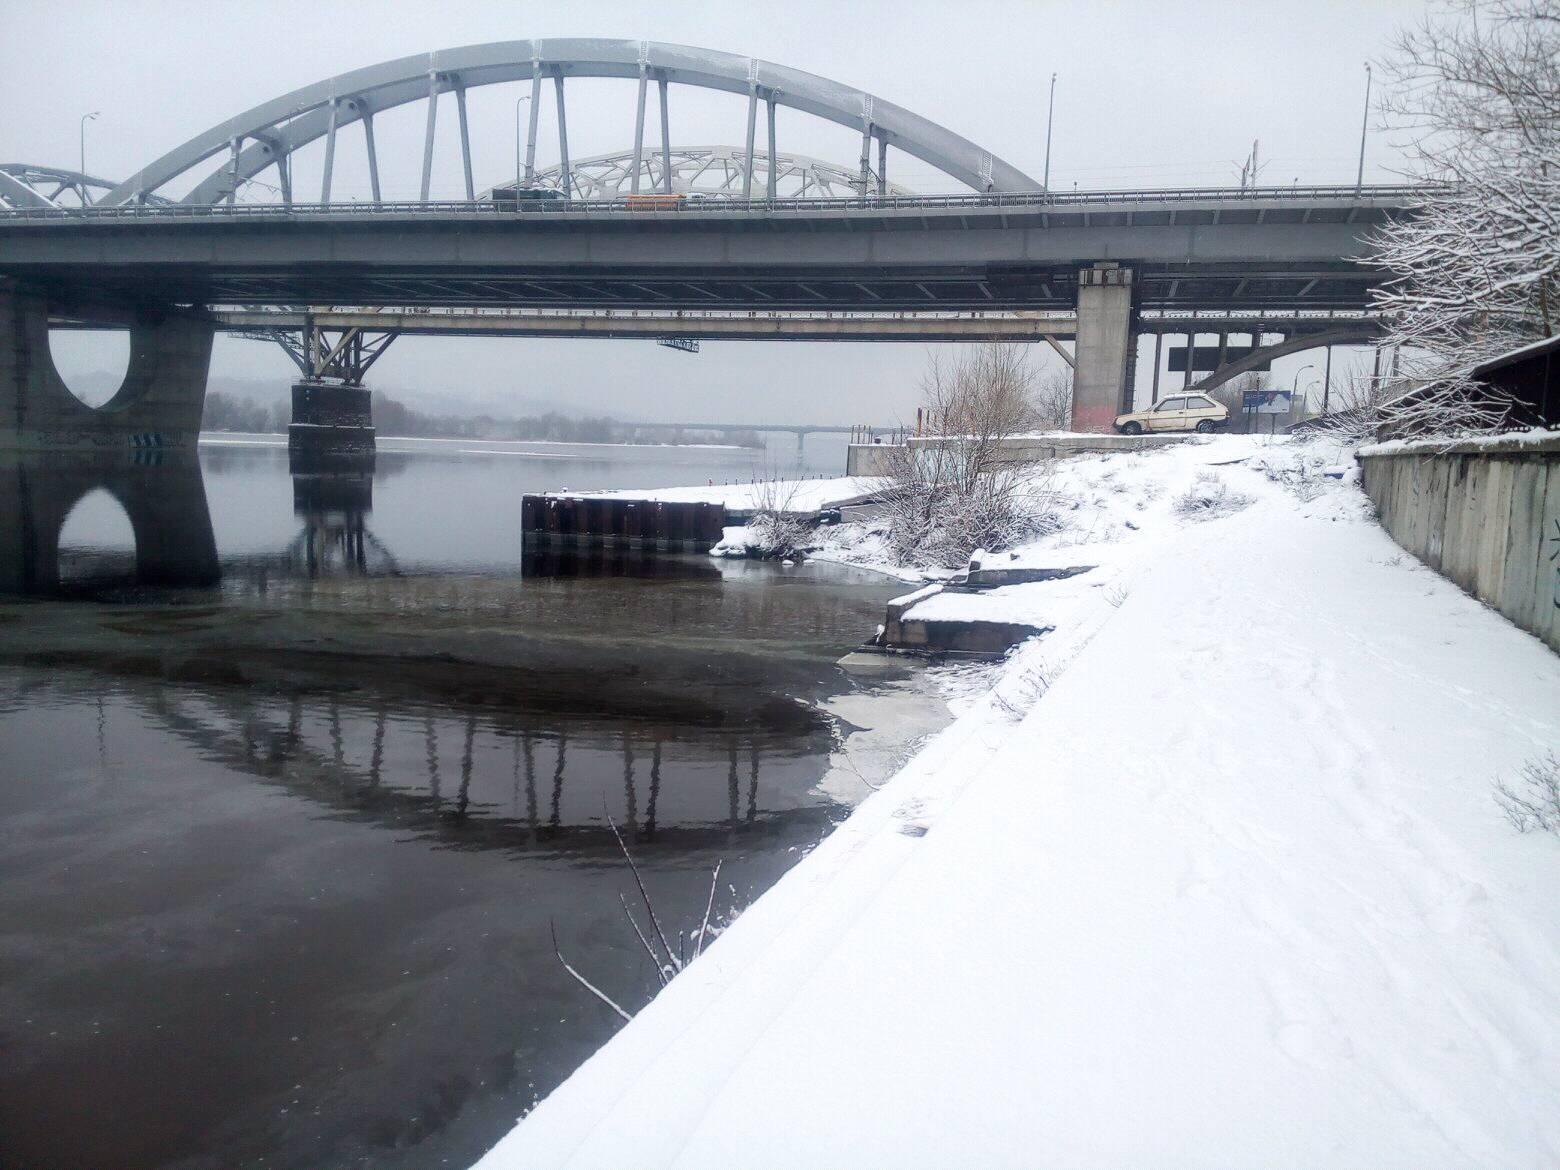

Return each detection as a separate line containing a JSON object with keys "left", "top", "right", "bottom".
{"left": 0, "top": 183, "right": 1439, "bottom": 222}
{"left": 213, "top": 305, "right": 1386, "bottom": 324}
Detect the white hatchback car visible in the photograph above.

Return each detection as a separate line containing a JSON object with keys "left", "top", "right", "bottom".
{"left": 1114, "top": 393, "right": 1229, "bottom": 435}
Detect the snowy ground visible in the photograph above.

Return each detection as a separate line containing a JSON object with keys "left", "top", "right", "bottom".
{"left": 573, "top": 475, "right": 885, "bottom": 512}
{"left": 476, "top": 436, "right": 1560, "bottom": 1170}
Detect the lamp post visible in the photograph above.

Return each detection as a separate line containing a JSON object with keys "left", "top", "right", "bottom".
{"left": 1300, "top": 378, "right": 1321, "bottom": 418}
{"left": 1355, "top": 62, "right": 1372, "bottom": 193}
{"left": 514, "top": 94, "right": 532, "bottom": 197}
{"left": 1291, "top": 363, "right": 1316, "bottom": 418}
{"left": 1042, "top": 73, "right": 1057, "bottom": 193}
{"left": 80, "top": 111, "right": 99, "bottom": 179}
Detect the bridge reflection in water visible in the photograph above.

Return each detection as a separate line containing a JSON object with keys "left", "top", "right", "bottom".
{"left": 0, "top": 447, "right": 836, "bottom": 849}
{"left": 0, "top": 450, "right": 219, "bottom": 597}
{"left": 139, "top": 678, "right": 831, "bottom": 857}
{"left": 0, "top": 436, "right": 924, "bottom": 1170}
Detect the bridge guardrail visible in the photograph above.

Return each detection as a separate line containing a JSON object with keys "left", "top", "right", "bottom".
{"left": 0, "top": 184, "right": 1440, "bottom": 223}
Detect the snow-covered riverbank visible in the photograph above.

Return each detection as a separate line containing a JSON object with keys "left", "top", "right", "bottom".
{"left": 477, "top": 436, "right": 1560, "bottom": 1170}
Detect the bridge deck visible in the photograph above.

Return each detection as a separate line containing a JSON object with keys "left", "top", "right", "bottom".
{"left": 0, "top": 188, "right": 1416, "bottom": 314}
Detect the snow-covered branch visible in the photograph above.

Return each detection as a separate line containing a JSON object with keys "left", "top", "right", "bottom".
{"left": 1365, "top": 0, "right": 1558, "bottom": 434}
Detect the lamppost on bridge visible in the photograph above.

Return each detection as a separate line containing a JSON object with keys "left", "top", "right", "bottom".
{"left": 1355, "top": 62, "right": 1372, "bottom": 193}
{"left": 1043, "top": 73, "right": 1057, "bottom": 193}
{"left": 515, "top": 94, "right": 532, "bottom": 196}
{"left": 79, "top": 111, "right": 99, "bottom": 180}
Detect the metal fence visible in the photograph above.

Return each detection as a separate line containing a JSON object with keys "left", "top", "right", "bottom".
{"left": 0, "top": 184, "right": 1437, "bottom": 223}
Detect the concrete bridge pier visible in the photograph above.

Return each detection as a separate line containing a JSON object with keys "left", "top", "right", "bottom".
{"left": 0, "top": 281, "right": 214, "bottom": 451}
{"left": 288, "top": 380, "right": 376, "bottom": 454}
{"left": 1070, "top": 263, "right": 1137, "bottom": 433}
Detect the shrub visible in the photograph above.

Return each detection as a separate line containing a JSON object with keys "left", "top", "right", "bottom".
{"left": 1494, "top": 753, "right": 1560, "bottom": 835}
{"left": 1171, "top": 471, "right": 1255, "bottom": 521}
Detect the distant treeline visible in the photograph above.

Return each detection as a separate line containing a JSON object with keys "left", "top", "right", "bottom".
{"left": 201, "top": 390, "right": 763, "bottom": 448}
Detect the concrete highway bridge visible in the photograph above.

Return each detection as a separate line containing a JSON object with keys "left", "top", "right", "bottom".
{"left": 0, "top": 38, "right": 1416, "bottom": 448}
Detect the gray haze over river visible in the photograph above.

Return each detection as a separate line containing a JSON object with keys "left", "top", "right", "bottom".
{"left": 0, "top": 434, "right": 950, "bottom": 1169}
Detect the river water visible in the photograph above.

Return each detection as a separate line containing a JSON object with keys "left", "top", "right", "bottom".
{"left": 0, "top": 435, "right": 943, "bottom": 1169}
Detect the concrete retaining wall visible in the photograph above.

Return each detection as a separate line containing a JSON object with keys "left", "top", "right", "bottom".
{"left": 1359, "top": 435, "right": 1560, "bottom": 652}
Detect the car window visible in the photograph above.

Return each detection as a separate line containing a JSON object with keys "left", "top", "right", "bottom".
{"left": 1188, "top": 396, "right": 1215, "bottom": 409}
{"left": 1155, "top": 398, "right": 1186, "bottom": 411}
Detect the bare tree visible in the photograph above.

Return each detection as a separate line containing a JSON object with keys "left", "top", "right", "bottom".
{"left": 880, "top": 344, "right": 1060, "bottom": 568}
{"left": 1366, "top": 0, "right": 1559, "bottom": 433}
{"left": 1031, "top": 367, "right": 1074, "bottom": 432}
{"left": 745, "top": 475, "right": 813, "bottom": 559}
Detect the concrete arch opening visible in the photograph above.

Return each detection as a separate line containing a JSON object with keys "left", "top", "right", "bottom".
{"left": 47, "top": 328, "right": 131, "bottom": 409}
{"left": 0, "top": 285, "right": 216, "bottom": 450}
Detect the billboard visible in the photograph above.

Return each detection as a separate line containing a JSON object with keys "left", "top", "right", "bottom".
{"left": 1242, "top": 389, "right": 1294, "bottom": 414}
{"left": 1167, "top": 344, "right": 1273, "bottom": 373}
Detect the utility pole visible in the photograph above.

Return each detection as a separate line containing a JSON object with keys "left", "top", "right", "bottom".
{"left": 1355, "top": 62, "right": 1372, "bottom": 193}
{"left": 79, "top": 111, "right": 99, "bottom": 179}
{"left": 1042, "top": 73, "right": 1057, "bottom": 192}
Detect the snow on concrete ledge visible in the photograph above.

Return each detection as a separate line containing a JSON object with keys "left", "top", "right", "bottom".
{"left": 571, "top": 476, "right": 888, "bottom": 513}
{"left": 1359, "top": 426, "right": 1559, "bottom": 458}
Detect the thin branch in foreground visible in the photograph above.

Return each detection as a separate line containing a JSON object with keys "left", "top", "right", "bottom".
{"left": 620, "top": 892, "right": 671, "bottom": 987}
{"left": 695, "top": 860, "right": 724, "bottom": 959}
{"left": 550, "top": 920, "right": 632, "bottom": 1023}
{"left": 604, "top": 801, "right": 680, "bottom": 975}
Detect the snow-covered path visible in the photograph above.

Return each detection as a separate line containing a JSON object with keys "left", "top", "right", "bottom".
{"left": 477, "top": 459, "right": 1560, "bottom": 1170}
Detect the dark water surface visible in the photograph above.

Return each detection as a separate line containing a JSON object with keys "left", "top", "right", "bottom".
{"left": 0, "top": 436, "right": 926, "bottom": 1170}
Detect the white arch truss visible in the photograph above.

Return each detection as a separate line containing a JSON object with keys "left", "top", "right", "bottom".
{"left": 99, "top": 38, "right": 1039, "bottom": 206}
{"left": 0, "top": 163, "right": 174, "bottom": 209}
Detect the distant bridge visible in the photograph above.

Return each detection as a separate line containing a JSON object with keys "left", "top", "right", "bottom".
{"left": 0, "top": 37, "right": 1421, "bottom": 447}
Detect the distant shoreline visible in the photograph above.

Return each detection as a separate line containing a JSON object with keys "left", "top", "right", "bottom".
{"left": 196, "top": 431, "right": 754, "bottom": 452}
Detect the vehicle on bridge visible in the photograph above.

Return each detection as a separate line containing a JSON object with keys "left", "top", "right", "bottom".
{"left": 485, "top": 185, "right": 567, "bottom": 210}
{"left": 1114, "top": 394, "right": 1229, "bottom": 435}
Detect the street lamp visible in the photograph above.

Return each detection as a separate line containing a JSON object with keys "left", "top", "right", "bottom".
{"left": 1299, "top": 378, "right": 1321, "bottom": 418}
{"left": 1355, "top": 62, "right": 1372, "bottom": 193}
{"left": 1042, "top": 73, "right": 1057, "bottom": 193}
{"left": 80, "top": 111, "right": 99, "bottom": 179}
{"left": 515, "top": 94, "right": 532, "bottom": 198}
{"left": 1292, "top": 362, "right": 1316, "bottom": 402}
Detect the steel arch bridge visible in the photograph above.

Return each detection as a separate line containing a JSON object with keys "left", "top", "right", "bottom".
{"left": 0, "top": 164, "right": 172, "bottom": 210}
{"left": 100, "top": 38, "right": 1039, "bottom": 207}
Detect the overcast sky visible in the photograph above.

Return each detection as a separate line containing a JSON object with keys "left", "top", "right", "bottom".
{"left": 3, "top": 0, "right": 1428, "bottom": 423}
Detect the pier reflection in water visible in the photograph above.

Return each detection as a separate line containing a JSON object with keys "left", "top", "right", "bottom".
{"left": 0, "top": 438, "right": 929, "bottom": 1170}
{"left": 0, "top": 450, "right": 219, "bottom": 597}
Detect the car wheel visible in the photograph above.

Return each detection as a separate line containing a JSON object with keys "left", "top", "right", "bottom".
{"left": 1195, "top": 419, "right": 1215, "bottom": 433}
{"left": 1121, "top": 421, "right": 1143, "bottom": 436}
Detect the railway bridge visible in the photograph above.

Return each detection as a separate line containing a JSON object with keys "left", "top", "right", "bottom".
{"left": 0, "top": 38, "right": 1416, "bottom": 448}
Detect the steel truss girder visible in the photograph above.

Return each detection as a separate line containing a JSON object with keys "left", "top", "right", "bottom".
{"left": 519, "top": 145, "right": 916, "bottom": 201}
{"left": 254, "top": 316, "right": 399, "bottom": 385}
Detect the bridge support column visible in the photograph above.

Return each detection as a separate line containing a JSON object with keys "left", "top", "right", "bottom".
{"left": 0, "top": 281, "right": 214, "bottom": 451}
{"left": 289, "top": 381, "right": 376, "bottom": 454}
{"left": 1070, "top": 263, "right": 1136, "bottom": 433}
